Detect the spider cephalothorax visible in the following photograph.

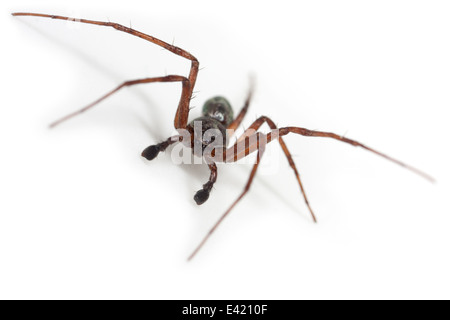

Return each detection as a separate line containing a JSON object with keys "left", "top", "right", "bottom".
{"left": 12, "top": 12, "right": 434, "bottom": 260}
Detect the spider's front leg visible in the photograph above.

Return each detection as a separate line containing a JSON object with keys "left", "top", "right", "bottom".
{"left": 12, "top": 13, "right": 198, "bottom": 130}
{"left": 141, "top": 136, "right": 181, "bottom": 160}
{"left": 190, "top": 81, "right": 254, "bottom": 206}
{"left": 194, "top": 163, "right": 218, "bottom": 205}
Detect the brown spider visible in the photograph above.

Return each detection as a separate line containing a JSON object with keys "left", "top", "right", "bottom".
{"left": 12, "top": 12, "right": 434, "bottom": 260}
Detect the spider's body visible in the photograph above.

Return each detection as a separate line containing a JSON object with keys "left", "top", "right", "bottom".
{"left": 12, "top": 12, "right": 433, "bottom": 260}
{"left": 187, "top": 116, "right": 227, "bottom": 157}
{"left": 186, "top": 96, "right": 234, "bottom": 157}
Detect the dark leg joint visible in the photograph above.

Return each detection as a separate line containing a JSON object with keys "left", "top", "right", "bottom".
{"left": 194, "top": 163, "right": 217, "bottom": 205}
{"left": 141, "top": 145, "right": 161, "bottom": 161}
{"left": 141, "top": 136, "right": 179, "bottom": 161}
{"left": 194, "top": 182, "right": 213, "bottom": 205}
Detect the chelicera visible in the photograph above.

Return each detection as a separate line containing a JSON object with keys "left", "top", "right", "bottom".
{"left": 12, "top": 12, "right": 434, "bottom": 260}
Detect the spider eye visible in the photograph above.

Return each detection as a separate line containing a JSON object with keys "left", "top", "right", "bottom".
{"left": 214, "top": 111, "right": 224, "bottom": 122}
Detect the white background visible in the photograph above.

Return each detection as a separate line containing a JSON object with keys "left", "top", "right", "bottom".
{"left": 1, "top": 0, "right": 449, "bottom": 299}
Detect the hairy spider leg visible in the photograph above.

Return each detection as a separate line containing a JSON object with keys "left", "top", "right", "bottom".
{"left": 235, "top": 116, "right": 317, "bottom": 222}
{"left": 189, "top": 122, "right": 434, "bottom": 259}
{"left": 227, "top": 83, "right": 254, "bottom": 133}
{"left": 12, "top": 12, "right": 199, "bottom": 129}
{"left": 49, "top": 76, "right": 190, "bottom": 128}
{"left": 279, "top": 126, "right": 435, "bottom": 183}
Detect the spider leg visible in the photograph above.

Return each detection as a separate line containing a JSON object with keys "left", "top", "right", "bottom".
{"left": 188, "top": 133, "right": 266, "bottom": 260}
{"left": 278, "top": 127, "right": 435, "bottom": 183}
{"left": 189, "top": 123, "right": 434, "bottom": 259}
{"left": 230, "top": 125, "right": 434, "bottom": 182}
{"left": 48, "top": 76, "right": 190, "bottom": 128}
{"left": 227, "top": 81, "right": 254, "bottom": 133}
{"left": 141, "top": 135, "right": 182, "bottom": 161}
{"left": 194, "top": 163, "right": 218, "bottom": 205}
{"left": 12, "top": 12, "right": 199, "bottom": 129}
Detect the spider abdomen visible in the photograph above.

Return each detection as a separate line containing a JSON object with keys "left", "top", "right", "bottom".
{"left": 202, "top": 96, "right": 234, "bottom": 127}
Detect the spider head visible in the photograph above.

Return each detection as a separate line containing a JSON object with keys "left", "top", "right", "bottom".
{"left": 202, "top": 96, "right": 234, "bottom": 127}
{"left": 186, "top": 117, "right": 227, "bottom": 160}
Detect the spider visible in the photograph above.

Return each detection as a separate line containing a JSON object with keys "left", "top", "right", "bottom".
{"left": 12, "top": 12, "right": 434, "bottom": 260}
